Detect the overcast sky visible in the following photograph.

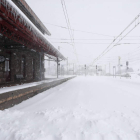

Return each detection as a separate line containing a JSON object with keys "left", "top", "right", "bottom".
{"left": 26, "top": 0, "right": 140, "bottom": 70}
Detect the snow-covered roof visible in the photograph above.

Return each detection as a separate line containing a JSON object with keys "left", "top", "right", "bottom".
{"left": 11, "top": 0, "right": 51, "bottom": 35}
{"left": 0, "top": 0, "right": 65, "bottom": 60}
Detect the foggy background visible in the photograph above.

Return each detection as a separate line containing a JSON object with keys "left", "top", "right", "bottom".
{"left": 26, "top": 0, "right": 140, "bottom": 74}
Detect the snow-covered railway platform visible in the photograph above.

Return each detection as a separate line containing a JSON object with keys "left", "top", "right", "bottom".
{"left": 1, "top": 76, "right": 140, "bottom": 140}
{"left": 0, "top": 76, "right": 75, "bottom": 110}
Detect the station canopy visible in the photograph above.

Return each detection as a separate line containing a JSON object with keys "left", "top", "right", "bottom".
{"left": 11, "top": 0, "right": 51, "bottom": 35}
{"left": 0, "top": 0, "right": 65, "bottom": 60}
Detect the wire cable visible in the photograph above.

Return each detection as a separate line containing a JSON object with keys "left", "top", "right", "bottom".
{"left": 92, "top": 13, "right": 140, "bottom": 65}
{"left": 61, "top": 0, "right": 79, "bottom": 63}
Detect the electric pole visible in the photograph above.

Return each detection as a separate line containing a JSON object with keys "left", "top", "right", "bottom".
{"left": 57, "top": 58, "right": 59, "bottom": 78}
{"left": 67, "top": 57, "right": 68, "bottom": 75}
{"left": 118, "top": 56, "right": 121, "bottom": 75}
{"left": 109, "top": 62, "right": 110, "bottom": 74}
{"left": 105, "top": 65, "right": 106, "bottom": 75}
{"left": 85, "top": 64, "right": 86, "bottom": 76}
{"left": 73, "top": 63, "right": 74, "bottom": 75}
{"left": 96, "top": 65, "right": 97, "bottom": 76}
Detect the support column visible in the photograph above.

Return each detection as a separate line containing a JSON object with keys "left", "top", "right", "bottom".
{"left": 39, "top": 52, "right": 42, "bottom": 81}
{"left": 57, "top": 57, "right": 58, "bottom": 78}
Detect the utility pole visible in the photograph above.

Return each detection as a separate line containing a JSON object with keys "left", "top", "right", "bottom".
{"left": 113, "top": 66, "right": 116, "bottom": 78}
{"left": 73, "top": 63, "right": 74, "bottom": 75}
{"left": 39, "top": 51, "right": 42, "bottom": 81}
{"left": 67, "top": 57, "right": 68, "bottom": 75}
{"left": 118, "top": 56, "right": 121, "bottom": 75}
{"left": 109, "top": 62, "right": 110, "bottom": 74}
{"left": 113, "top": 66, "right": 114, "bottom": 77}
{"left": 57, "top": 57, "right": 59, "bottom": 78}
{"left": 114, "top": 66, "right": 116, "bottom": 78}
{"left": 126, "top": 61, "right": 129, "bottom": 74}
{"left": 85, "top": 64, "right": 86, "bottom": 76}
{"left": 105, "top": 65, "right": 106, "bottom": 75}
{"left": 58, "top": 46, "right": 60, "bottom": 77}
{"left": 59, "top": 63, "right": 61, "bottom": 76}
{"left": 96, "top": 65, "right": 97, "bottom": 76}
{"left": 61, "top": 65, "right": 64, "bottom": 76}
{"left": 79, "top": 65, "right": 80, "bottom": 75}
{"left": 48, "top": 58, "right": 50, "bottom": 75}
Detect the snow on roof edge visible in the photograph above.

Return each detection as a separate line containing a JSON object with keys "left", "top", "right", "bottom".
{"left": 4, "top": 0, "right": 65, "bottom": 59}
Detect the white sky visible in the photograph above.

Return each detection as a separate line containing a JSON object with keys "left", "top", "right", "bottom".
{"left": 26, "top": 0, "right": 140, "bottom": 70}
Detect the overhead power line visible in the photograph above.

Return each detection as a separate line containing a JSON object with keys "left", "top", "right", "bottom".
{"left": 60, "top": 0, "right": 73, "bottom": 44}
{"left": 100, "top": 22, "right": 140, "bottom": 58}
{"left": 92, "top": 13, "right": 140, "bottom": 65}
{"left": 60, "top": 47, "right": 93, "bottom": 59}
{"left": 49, "top": 38, "right": 140, "bottom": 40}
{"left": 43, "top": 22, "right": 114, "bottom": 37}
{"left": 51, "top": 42, "right": 140, "bottom": 45}
{"left": 61, "top": 0, "right": 79, "bottom": 63}
{"left": 43, "top": 22, "right": 140, "bottom": 38}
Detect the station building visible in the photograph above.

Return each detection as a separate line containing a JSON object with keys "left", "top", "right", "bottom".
{"left": 0, "top": 0, "right": 65, "bottom": 85}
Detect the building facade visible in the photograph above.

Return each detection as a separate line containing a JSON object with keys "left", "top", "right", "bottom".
{"left": 0, "top": 46, "right": 44, "bottom": 84}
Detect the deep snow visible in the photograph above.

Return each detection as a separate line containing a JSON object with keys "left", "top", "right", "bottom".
{"left": 1, "top": 76, "right": 140, "bottom": 140}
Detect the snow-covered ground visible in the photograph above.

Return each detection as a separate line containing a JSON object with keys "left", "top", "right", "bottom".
{"left": 1, "top": 76, "right": 140, "bottom": 140}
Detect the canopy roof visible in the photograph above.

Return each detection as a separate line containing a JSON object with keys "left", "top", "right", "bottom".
{"left": 0, "top": 0, "right": 65, "bottom": 60}
{"left": 11, "top": 0, "right": 51, "bottom": 35}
